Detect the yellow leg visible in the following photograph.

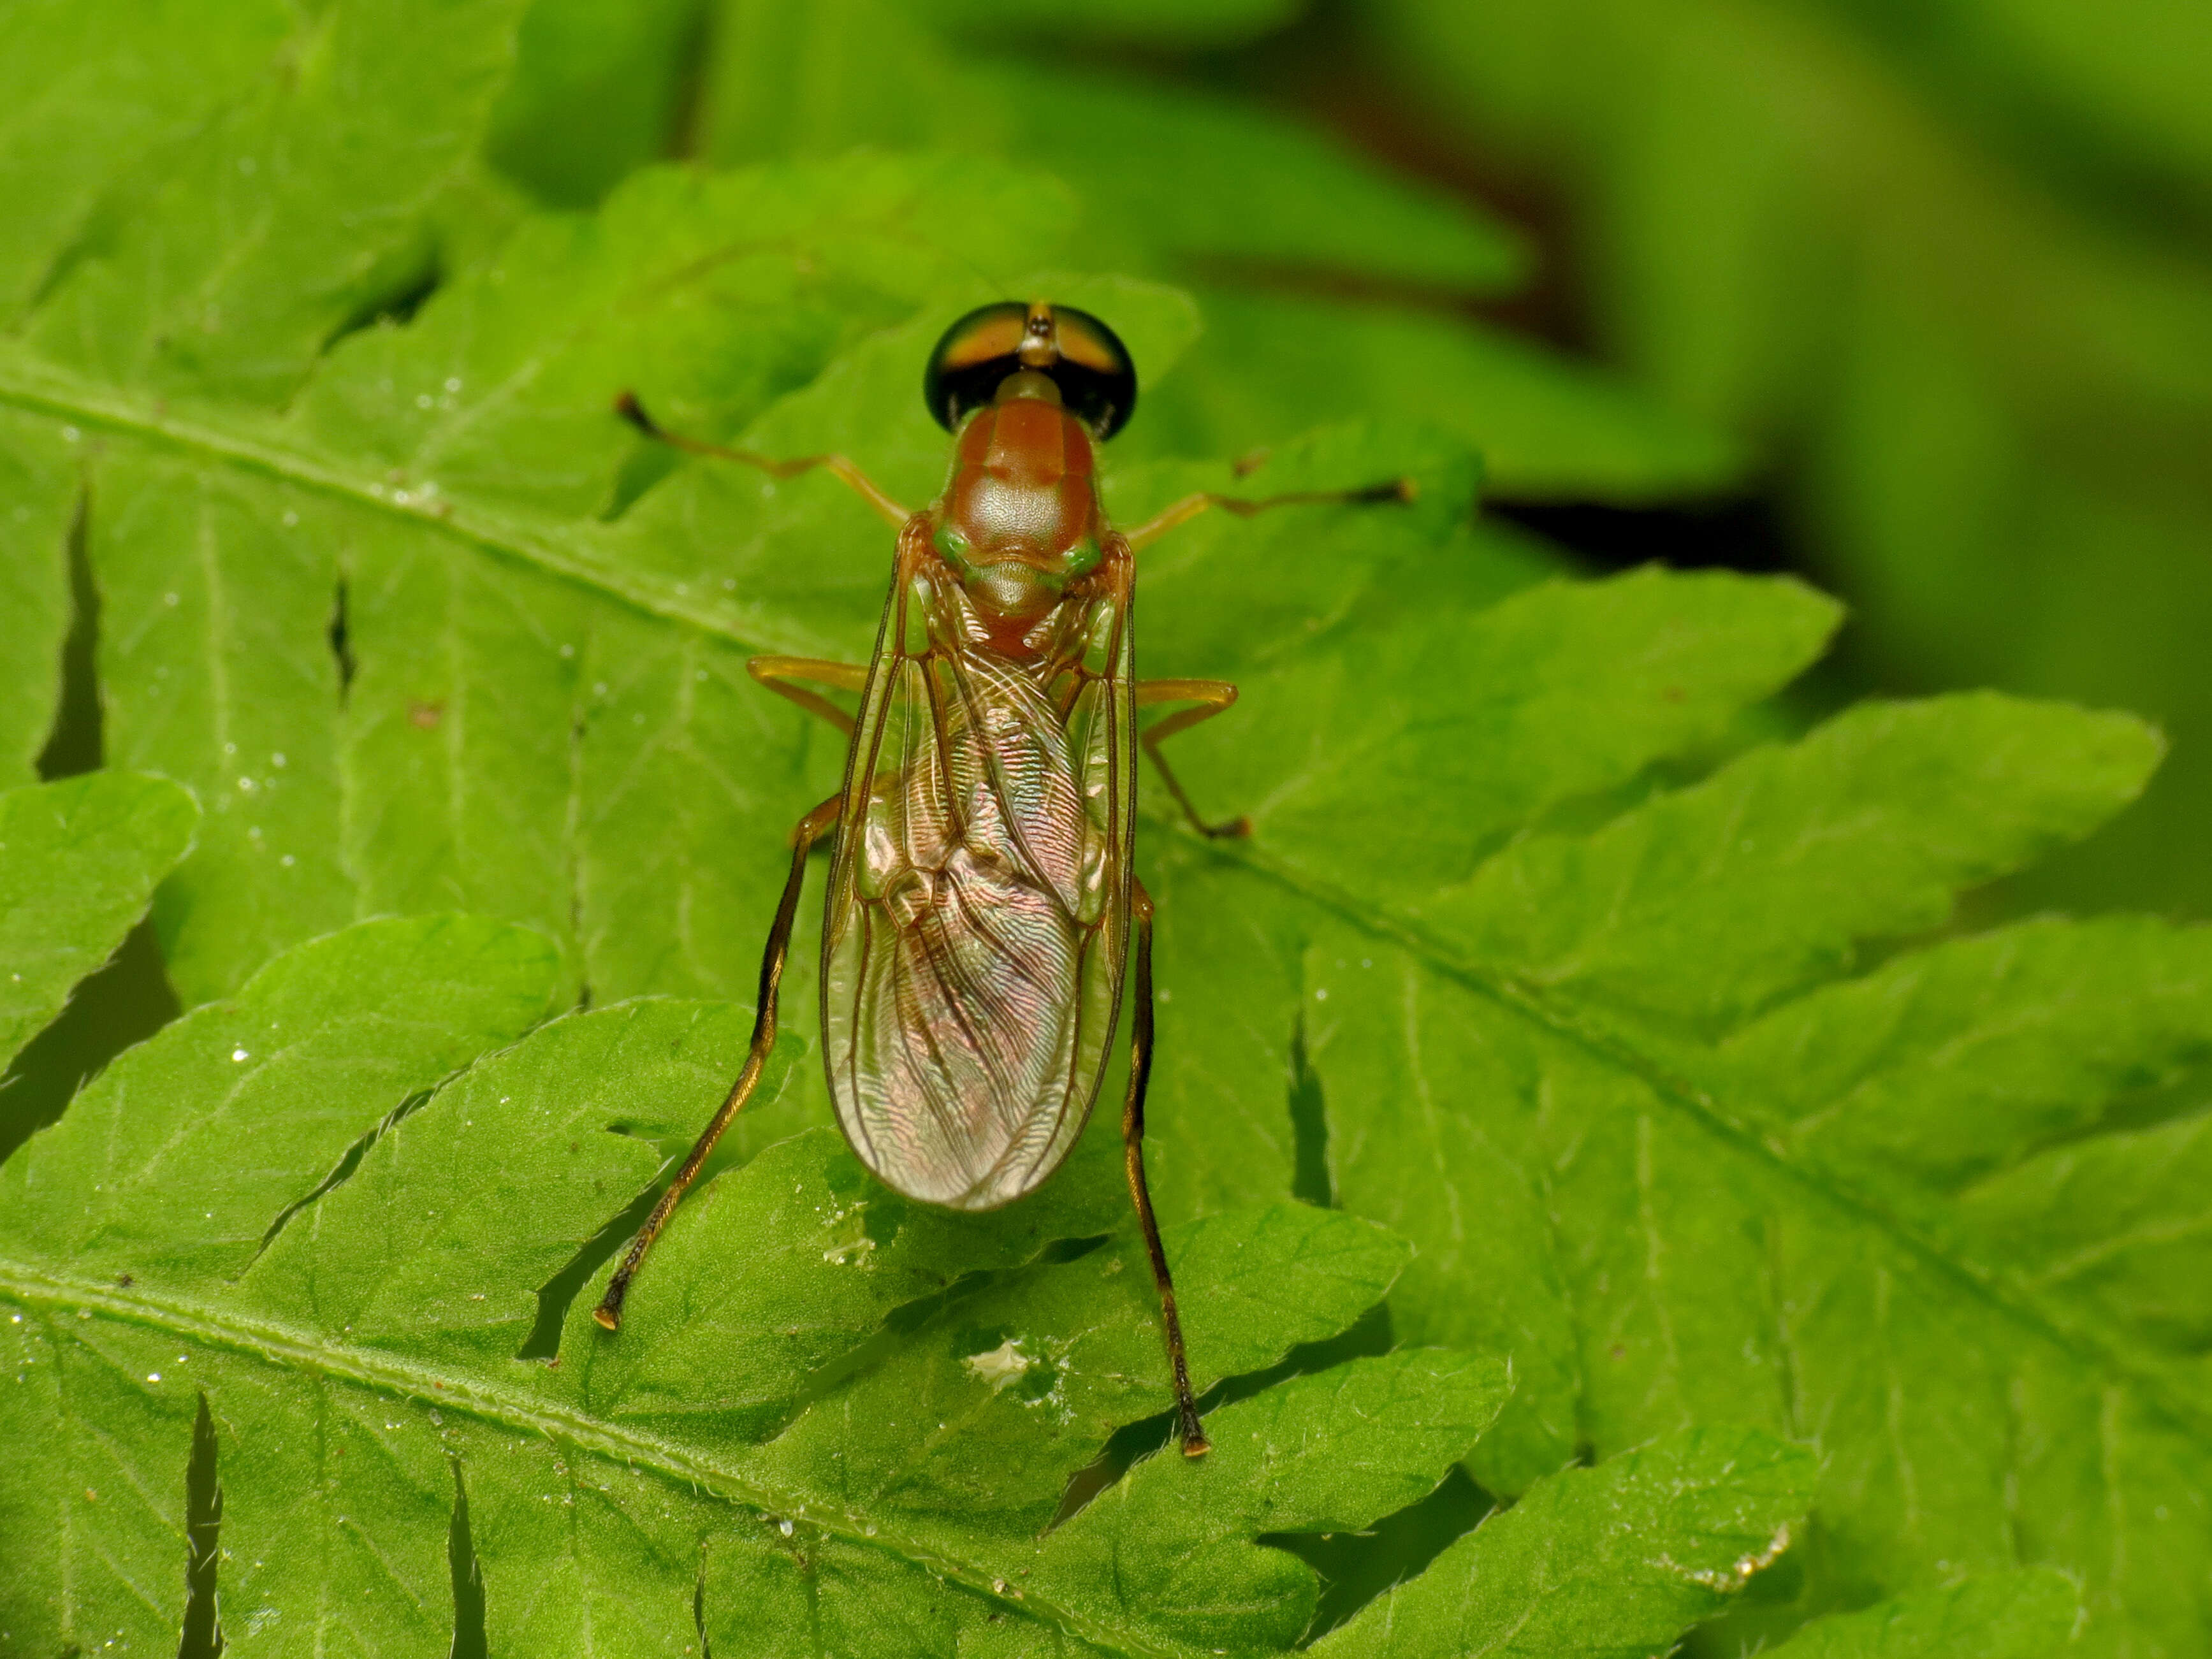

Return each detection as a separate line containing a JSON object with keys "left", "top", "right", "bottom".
{"left": 748, "top": 655, "right": 870, "bottom": 738}
{"left": 1137, "top": 677, "right": 1247, "bottom": 839}
{"left": 617, "top": 392, "right": 912, "bottom": 529}
{"left": 1123, "top": 477, "right": 1416, "bottom": 553}
{"left": 593, "top": 792, "right": 843, "bottom": 1330}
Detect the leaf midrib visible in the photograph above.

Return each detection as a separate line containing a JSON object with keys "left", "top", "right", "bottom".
{"left": 0, "top": 353, "right": 818, "bottom": 657}
{"left": 0, "top": 1256, "right": 1199, "bottom": 1659}
{"left": 1210, "top": 833, "right": 2212, "bottom": 1454}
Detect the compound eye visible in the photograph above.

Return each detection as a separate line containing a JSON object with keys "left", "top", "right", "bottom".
{"left": 1046, "top": 306, "right": 1137, "bottom": 440}
{"left": 921, "top": 301, "right": 1140, "bottom": 439}
{"left": 922, "top": 303, "right": 1029, "bottom": 433}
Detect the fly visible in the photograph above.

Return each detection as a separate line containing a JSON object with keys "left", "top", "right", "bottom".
{"left": 594, "top": 301, "right": 1409, "bottom": 1456}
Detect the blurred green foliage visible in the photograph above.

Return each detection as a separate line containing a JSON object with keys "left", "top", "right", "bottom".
{"left": 1364, "top": 0, "right": 2212, "bottom": 917}
{"left": 484, "top": 0, "right": 1740, "bottom": 504}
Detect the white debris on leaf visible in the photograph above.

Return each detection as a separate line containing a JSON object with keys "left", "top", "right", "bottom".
{"left": 964, "top": 1338, "right": 1031, "bottom": 1394}
{"left": 1657, "top": 1521, "right": 1793, "bottom": 1593}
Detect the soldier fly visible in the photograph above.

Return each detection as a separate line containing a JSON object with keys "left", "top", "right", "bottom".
{"left": 594, "top": 301, "right": 1408, "bottom": 1454}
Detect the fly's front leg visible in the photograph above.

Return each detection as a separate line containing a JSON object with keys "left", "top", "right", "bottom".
{"left": 1123, "top": 876, "right": 1210, "bottom": 1456}
{"left": 616, "top": 392, "right": 913, "bottom": 528}
{"left": 1136, "top": 677, "right": 1247, "bottom": 839}
{"left": 1123, "top": 475, "right": 1415, "bottom": 553}
{"left": 594, "top": 790, "right": 843, "bottom": 1330}
{"left": 1126, "top": 471, "right": 1411, "bottom": 828}
{"left": 750, "top": 655, "right": 870, "bottom": 738}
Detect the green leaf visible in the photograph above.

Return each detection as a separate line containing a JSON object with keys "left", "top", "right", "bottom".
{"left": 1803, "top": 0, "right": 2212, "bottom": 229}
{"left": 3, "top": 4, "right": 2206, "bottom": 1651}
{"left": 1031, "top": 1351, "right": 1513, "bottom": 1651}
{"left": 0, "top": 914, "right": 564, "bottom": 1287}
{"left": 1311, "top": 1429, "right": 1815, "bottom": 1657}
{"left": 0, "top": 411, "right": 78, "bottom": 781}
{"left": 1170, "top": 566, "right": 1842, "bottom": 904}
{"left": 0, "top": 772, "right": 197, "bottom": 1067}
{"left": 0, "top": 1, "right": 296, "bottom": 327}
{"left": 1127, "top": 286, "right": 1748, "bottom": 502}
{"left": 907, "top": 0, "right": 1305, "bottom": 52}
{"left": 1721, "top": 914, "right": 2212, "bottom": 1190}
{"left": 677, "top": 0, "right": 1747, "bottom": 507}
{"left": 240, "top": 996, "right": 794, "bottom": 1368}
{"left": 1, "top": 920, "right": 1627, "bottom": 1658}
{"left": 1960, "top": 1110, "right": 2212, "bottom": 1351}
{"left": 484, "top": 0, "right": 703, "bottom": 208}
{"left": 1287, "top": 755, "right": 2204, "bottom": 1656}
{"left": 1423, "top": 693, "right": 2162, "bottom": 1036}
{"left": 27, "top": 0, "right": 531, "bottom": 409}
{"left": 1763, "top": 1568, "right": 2083, "bottom": 1658}
{"left": 958, "top": 68, "right": 1526, "bottom": 294}
{"left": 697, "top": 0, "right": 1525, "bottom": 295}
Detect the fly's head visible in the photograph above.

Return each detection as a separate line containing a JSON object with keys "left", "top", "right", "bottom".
{"left": 923, "top": 301, "right": 1136, "bottom": 441}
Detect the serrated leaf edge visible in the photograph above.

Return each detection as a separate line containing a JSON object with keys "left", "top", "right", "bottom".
{"left": 1200, "top": 815, "right": 2212, "bottom": 1456}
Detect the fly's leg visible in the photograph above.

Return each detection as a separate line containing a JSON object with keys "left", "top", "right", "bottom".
{"left": 1123, "top": 475, "right": 1415, "bottom": 553}
{"left": 594, "top": 791, "right": 843, "bottom": 1330}
{"left": 749, "top": 655, "right": 871, "bottom": 738}
{"left": 1123, "top": 876, "right": 1211, "bottom": 1457}
{"left": 1124, "top": 477, "right": 1409, "bottom": 830}
{"left": 1135, "top": 677, "right": 1248, "bottom": 839}
{"left": 616, "top": 392, "right": 913, "bottom": 528}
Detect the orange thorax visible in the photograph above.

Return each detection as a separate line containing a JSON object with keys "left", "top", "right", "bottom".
{"left": 934, "top": 389, "right": 1107, "bottom": 636}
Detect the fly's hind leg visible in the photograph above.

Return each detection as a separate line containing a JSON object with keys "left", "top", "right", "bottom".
{"left": 1137, "top": 677, "right": 1247, "bottom": 840}
{"left": 1123, "top": 876, "right": 1211, "bottom": 1456}
{"left": 594, "top": 790, "right": 843, "bottom": 1330}
{"left": 616, "top": 391, "right": 913, "bottom": 528}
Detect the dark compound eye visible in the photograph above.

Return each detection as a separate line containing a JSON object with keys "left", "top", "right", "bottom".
{"left": 922, "top": 302, "right": 1139, "bottom": 440}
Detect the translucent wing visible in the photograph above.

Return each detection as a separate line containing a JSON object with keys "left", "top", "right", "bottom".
{"left": 821, "top": 538, "right": 1135, "bottom": 1210}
